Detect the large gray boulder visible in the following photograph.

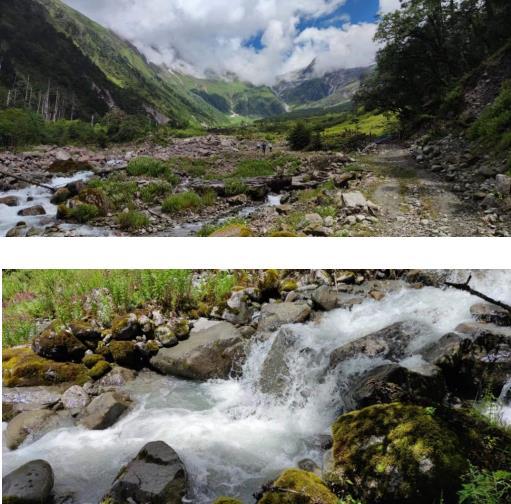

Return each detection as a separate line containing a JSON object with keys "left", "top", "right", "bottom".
{"left": 5, "top": 409, "right": 71, "bottom": 450}
{"left": 79, "top": 391, "right": 131, "bottom": 430}
{"left": 105, "top": 441, "right": 187, "bottom": 504}
{"left": 2, "top": 460, "right": 54, "bottom": 504}
{"left": 258, "top": 302, "right": 311, "bottom": 332}
{"left": 61, "top": 385, "right": 90, "bottom": 411}
{"left": 329, "top": 321, "right": 426, "bottom": 370}
{"left": 150, "top": 321, "right": 245, "bottom": 380}
{"left": 311, "top": 285, "right": 338, "bottom": 311}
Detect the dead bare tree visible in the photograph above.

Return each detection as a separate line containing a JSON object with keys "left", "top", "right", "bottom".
{"left": 445, "top": 274, "right": 511, "bottom": 312}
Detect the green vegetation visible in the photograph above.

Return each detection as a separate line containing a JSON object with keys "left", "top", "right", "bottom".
{"left": 234, "top": 159, "right": 275, "bottom": 178}
{"left": 224, "top": 178, "right": 248, "bottom": 196}
{"left": 2, "top": 270, "right": 240, "bottom": 346}
{"left": 117, "top": 210, "right": 150, "bottom": 231}
{"left": 458, "top": 467, "right": 511, "bottom": 504}
{"left": 287, "top": 122, "right": 312, "bottom": 151}
{"left": 162, "top": 191, "right": 216, "bottom": 214}
{"left": 127, "top": 157, "right": 181, "bottom": 184}
{"left": 67, "top": 204, "right": 101, "bottom": 223}
{"left": 87, "top": 177, "right": 137, "bottom": 211}
{"left": 140, "top": 182, "right": 174, "bottom": 204}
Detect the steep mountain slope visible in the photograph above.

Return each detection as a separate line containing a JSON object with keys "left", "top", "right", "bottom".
{"left": 0, "top": 0, "right": 227, "bottom": 126}
{"left": 274, "top": 61, "right": 373, "bottom": 110}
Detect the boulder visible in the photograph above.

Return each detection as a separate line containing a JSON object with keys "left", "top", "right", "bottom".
{"left": 329, "top": 321, "right": 425, "bottom": 370}
{"left": 68, "top": 320, "right": 103, "bottom": 344}
{"left": 151, "top": 321, "right": 244, "bottom": 380}
{"left": 97, "top": 366, "right": 137, "bottom": 387}
{"left": 3, "top": 347, "right": 89, "bottom": 387}
{"left": 341, "top": 191, "right": 368, "bottom": 210}
{"left": 32, "top": 324, "right": 87, "bottom": 362}
{"left": 495, "top": 174, "right": 511, "bottom": 195}
{"left": 311, "top": 285, "right": 338, "bottom": 311}
{"left": 111, "top": 314, "right": 142, "bottom": 340}
{"left": 155, "top": 325, "right": 179, "bottom": 348}
{"left": 258, "top": 302, "right": 312, "bottom": 332}
{"left": 17, "top": 205, "right": 46, "bottom": 217}
{"left": 88, "top": 360, "right": 112, "bottom": 380}
{"left": 105, "top": 441, "right": 187, "bottom": 504}
{"left": 109, "top": 340, "right": 138, "bottom": 369}
{"left": 210, "top": 224, "right": 253, "bottom": 237}
{"left": 61, "top": 385, "right": 90, "bottom": 410}
{"left": 256, "top": 469, "right": 338, "bottom": 504}
{"left": 2, "top": 460, "right": 54, "bottom": 503}
{"left": 470, "top": 303, "right": 511, "bottom": 327}
{"left": 50, "top": 187, "right": 72, "bottom": 205}
{"left": 297, "top": 459, "right": 322, "bottom": 477}
{"left": 80, "top": 391, "right": 131, "bottom": 430}
{"left": 222, "top": 290, "right": 253, "bottom": 325}
{"left": 347, "top": 364, "right": 446, "bottom": 410}
{"left": 6, "top": 409, "right": 70, "bottom": 450}
{"left": 0, "top": 195, "right": 20, "bottom": 207}
{"left": 324, "top": 403, "right": 511, "bottom": 504}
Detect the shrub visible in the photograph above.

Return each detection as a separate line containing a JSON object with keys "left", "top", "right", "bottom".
{"left": 234, "top": 159, "right": 275, "bottom": 177}
{"left": 162, "top": 191, "right": 202, "bottom": 213}
{"left": 224, "top": 178, "right": 248, "bottom": 196}
{"left": 87, "top": 177, "right": 137, "bottom": 211}
{"left": 127, "top": 157, "right": 167, "bottom": 177}
{"left": 117, "top": 210, "right": 150, "bottom": 231}
{"left": 287, "top": 122, "right": 312, "bottom": 150}
{"left": 201, "top": 189, "right": 217, "bottom": 206}
{"left": 0, "top": 108, "right": 45, "bottom": 147}
{"left": 140, "top": 182, "right": 174, "bottom": 204}
{"left": 68, "top": 204, "right": 100, "bottom": 223}
{"left": 458, "top": 467, "right": 511, "bottom": 504}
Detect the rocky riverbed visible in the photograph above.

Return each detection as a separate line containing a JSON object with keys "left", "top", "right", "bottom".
{"left": 3, "top": 270, "right": 511, "bottom": 503}
{"left": 2, "top": 135, "right": 509, "bottom": 237}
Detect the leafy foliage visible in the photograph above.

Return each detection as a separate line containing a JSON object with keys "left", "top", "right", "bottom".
{"left": 117, "top": 210, "right": 150, "bottom": 231}
{"left": 287, "top": 122, "right": 312, "bottom": 150}
{"left": 458, "top": 467, "right": 511, "bottom": 504}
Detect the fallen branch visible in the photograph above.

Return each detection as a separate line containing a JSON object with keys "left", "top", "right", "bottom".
{"left": 445, "top": 274, "right": 511, "bottom": 313}
{"left": 0, "top": 168, "right": 56, "bottom": 193}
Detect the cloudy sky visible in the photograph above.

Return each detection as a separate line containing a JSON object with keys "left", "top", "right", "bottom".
{"left": 64, "top": 0, "right": 401, "bottom": 84}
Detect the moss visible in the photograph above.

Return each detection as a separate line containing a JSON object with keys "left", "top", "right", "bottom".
{"left": 327, "top": 403, "right": 511, "bottom": 504}
{"left": 82, "top": 354, "right": 105, "bottom": 369}
{"left": 210, "top": 224, "right": 253, "bottom": 237}
{"left": 3, "top": 347, "right": 89, "bottom": 387}
{"left": 258, "top": 270, "right": 281, "bottom": 300}
{"left": 88, "top": 360, "right": 111, "bottom": 380}
{"left": 144, "top": 340, "right": 160, "bottom": 355}
{"left": 173, "top": 319, "right": 190, "bottom": 341}
{"left": 280, "top": 279, "right": 298, "bottom": 292}
{"left": 32, "top": 323, "right": 87, "bottom": 362}
{"left": 213, "top": 498, "right": 244, "bottom": 504}
{"left": 78, "top": 188, "right": 109, "bottom": 215}
{"left": 258, "top": 469, "right": 338, "bottom": 504}
{"left": 109, "top": 341, "right": 137, "bottom": 368}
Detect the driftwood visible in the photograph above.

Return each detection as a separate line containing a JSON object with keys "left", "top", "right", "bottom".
{"left": 445, "top": 274, "right": 511, "bottom": 313}
{"left": 0, "top": 168, "right": 56, "bottom": 193}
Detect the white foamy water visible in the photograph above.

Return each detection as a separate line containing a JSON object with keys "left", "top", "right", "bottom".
{"left": 3, "top": 271, "right": 511, "bottom": 503}
{"left": 0, "top": 172, "right": 93, "bottom": 236}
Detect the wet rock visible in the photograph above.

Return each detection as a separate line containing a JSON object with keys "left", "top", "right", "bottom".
{"left": 6, "top": 409, "right": 70, "bottom": 450}
{"left": 50, "top": 187, "right": 72, "bottom": 205}
{"left": 65, "top": 180, "right": 86, "bottom": 196}
{"left": 222, "top": 290, "right": 253, "bottom": 325}
{"left": 111, "top": 314, "right": 141, "bottom": 340}
{"left": 109, "top": 341, "right": 138, "bottom": 369}
{"left": 61, "top": 385, "right": 90, "bottom": 410}
{"left": 324, "top": 403, "right": 511, "bottom": 504}
{"left": 210, "top": 224, "right": 253, "bottom": 237}
{"left": 32, "top": 324, "right": 87, "bottom": 363}
{"left": 347, "top": 364, "right": 446, "bottom": 410}
{"left": 0, "top": 195, "right": 20, "bottom": 207}
{"left": 470, "top": 303, "right": 511, "bottom": 326}
{"left": 151, "top": 321, "right": 245, "bottom": 380}
{"left": 17, "top": 205, "right": 46, "bottom": 217}
{"left": 258, "top": 302, "right": 312, "bottom": 331}
{"left": 329, "top": 321, "right": 425, "bottom": 369}
{"left": 257, "top": 469, "right": 338, "bottom": 504}
{"left": 97, "top": 366, "right": 137, "bottom": 387}
{"left": 48, "top": 159, "right": 92, "bottom": 174}
{"left": 82, "top": 354, "right": 105, "bottom": 369}
{"left": 88, "top": 360, "right": 112, "bottom": 380}
{"left": 105, "top": 441, "right": 187, "bottom": 504}
{"left": 297, "top": 459, "right": 322, "bottom": 477}
{"left": 79, "top": 391, "right": 131, "bottom": 430}
{"left": 311, "top": 285, "right": 338, "bottom": 311}
{"left": 2, "top": 460, "right": 54, "bottom": 504}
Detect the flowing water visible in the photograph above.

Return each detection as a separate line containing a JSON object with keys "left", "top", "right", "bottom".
{"left": 2, "top": 271, "right": 511, "bottom": 503}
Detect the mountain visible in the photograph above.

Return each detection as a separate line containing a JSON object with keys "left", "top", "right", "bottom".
{"left": 274, "top": 60, "right": 373, "bottom": 110}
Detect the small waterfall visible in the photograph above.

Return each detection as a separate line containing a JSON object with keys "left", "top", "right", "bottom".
{"left": 2, "top": 270, "right": 511, "bottom": 503}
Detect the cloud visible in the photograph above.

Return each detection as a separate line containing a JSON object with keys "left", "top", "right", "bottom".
{"left": 379, "top": 0, "right": 402, "bottom": 14}
{"left": 63, "top": 0, "right": 385, "bottom": 84}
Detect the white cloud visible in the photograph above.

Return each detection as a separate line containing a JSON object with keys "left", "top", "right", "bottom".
{"left": 63, "top": 0, "right": 384, "bottom": 84}
{"left": 379, "top": 0, "right": 402, "bottom": 14}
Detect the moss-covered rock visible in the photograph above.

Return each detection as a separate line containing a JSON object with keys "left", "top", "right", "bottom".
{"left": 257, "top": 469, "right": 338, "bottom": 504}
{"left": 213, "top": 498, "right": 244, "bottom": 504}
{"left": 210, "top": 224, "right": 253, "bottom": 237}
{"left": 109, "top": 341, "right": 137, "bottom": 368}
{"left": 32, "top": 323, "right": 87, "bottom": 362}
{"left": 78, "top": 188, "right": 109, "bottom": 215}
{"left": 69, "top": 320, "right": 102, "bottom": 344}
{"left": 172, "top": 319, "right": 191, "bottom": 341}
{"left": 258, "top": 269, "right": 281, "bottom": 301}
{"left": 326, "top": 402, "right": 511, "bottom": 504}
{"left": 88, "top": 360, "right": 112, "bottom": 380}
{"left": 111, "top": 314, "right": 141, "bottom": 341}
{"left": 3, "top": 347, "right": 89, "bottom": 387}
{"left": 82, "top": 354, "right": 105, "bottom": 369}
{"left": 144, "top": 340, "right": 160, "bottom": 356}
{"left": 280, "top": 279, "right": 298, "bottom": 292}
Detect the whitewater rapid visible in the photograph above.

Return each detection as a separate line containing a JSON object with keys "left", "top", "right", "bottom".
{"left": 2, "top": 271, "right": 511, "bottom": 503}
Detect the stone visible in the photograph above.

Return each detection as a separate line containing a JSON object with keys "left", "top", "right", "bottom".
{"left": 97, "top": 366, "right": 137, "bottom": 387}
{"left": 68, "top": 320, "right": 102, "bottom": 343}
{"left": 341, "top": 191, "right": 368, "bottom": 209}
{"left": 32, "top": 324, "right": 87, "bottom": 363}
{"left": 109, "top": 341, "right": 138, "bottom": 369}
{"left": 311, "top": 285, "right": 338, "bottom": 311}
{"left": 0, "top": 195, "right": 20, "bottom": 207}
{"left": 54, "top": 149, "right": 71, "bottom": 161}
{"left": 80, "top": 392, "right": 131, "bottom": 430}
{"left": 369, "top": 289, "right": 386, "bottom": 301}
{"left": 155, "top": 325, "right": 179, "bottom": 347}
{"left": 470, "top": 303, "right": 511, "bottom": 326}
{"left": 329, "top": 321, "right": 426, "bottom": 369}
{"left": 50, "top": 187, "right": 72, "bottom": 205}
{"left": 61, "top": 385, "right": 90, "bottom": 410}
{"left": 222, "top": 290, "right": 253, "bottom": 325}
{"left": 111, "top": 314, "right": 141, "bottom": 340}
{"left": 495, "top": 174, "right": 511, "bottom": 195}
{"left": 105, "top": 441, "right": 187, "bottom": 504}
{"left": 2, "top": 460, "right": 54, "bottom": 503}
{"left": 151, "top": 321, "right": 245, "bottom": 380}
{"left": 17, "top": 205, "right": 46, "bottom": 217}
{"left": 258, "top": 302, "right": 312, "bottom": 331}
{"left": 297, "top": 459, "right": 322, "bottom": 477}
{"left": 303, "top": 213, "right": 324, "bottom": 228}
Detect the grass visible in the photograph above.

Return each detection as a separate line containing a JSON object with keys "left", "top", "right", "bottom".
{"left": 224, "top": 178, "right": 248, "bottom": 196}
{"left": 140, "top": 182, "right": 174, "bottom": 204}
{"left": 127, "top": 157, "right": 181, "bottom": 184}
{"left": 2, "top": 270, "right": 240, "bottom": 347}
{"left": 161, "top": 190, "right": 216, "bottom": 214}
{"left": 87, "top": 177, "right": 138, "bottom": 211}
{"left": 68, "top": 204, "right": 100, "bottom": 223}
{"left": 324, "top": 112, "right": 398, "bottom": 138}
{"left": 117, "top": 210, "right": 150, "bottom": 231}
{"left": 197, "top": 218, "right": 249, "bottom": 237}
{"left": 458, "top": 466, "right": 511, "bottom": 504}
{"left": 233, "top": 159, "right": 275, "bottom": 178}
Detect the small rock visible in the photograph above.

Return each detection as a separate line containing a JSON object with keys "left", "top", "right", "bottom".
{"left": 17, "top": 205, "right": 46, "bottom": 217}
{"left": 61, "top": 385, "right": 90, "bottom": 410}
{"left": 2, "top": 460, "right": 54, "bottom": 503}
{"left": 80, "top": 392, "right": 131, "bottom": 430}
{"left": 0, "top": 195, "right": 20, "bottom": 207}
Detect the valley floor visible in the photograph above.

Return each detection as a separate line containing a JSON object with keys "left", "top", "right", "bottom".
{"left": 1, "top": 136, "right": 509, "bottom": 237}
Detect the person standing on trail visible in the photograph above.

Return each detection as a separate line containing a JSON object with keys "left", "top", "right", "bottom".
{"left": 262, "top": 142, "right": 267, "bottom": 155}
{"left": 268, "top": 142, "right": 273, "bottom": 154}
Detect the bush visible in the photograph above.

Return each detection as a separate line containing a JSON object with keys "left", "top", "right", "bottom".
{"left": 102, "top": 109, "right": 152, "bottom": 143}
{"left": 234, "top": 159, "right": 275, "bottom": 177}
{"left": 458, "top": 467, "right": 511, "bottom": 504}
{"left": 117, "top": 210, "right": 150, "bottom": 231}
{"left": 224, "top": 178, "right": 248, "bottom": 196}
{"left": 68, "top": 204, "right": 100, "bottom": 223}
{"left": 287, "top": 122, "right": 312, "bottom": 150}
{"left": 162, "top": 191, "right": 202, "bottom": 213}
{"left": 127, "top": 157, "right": 167, "bottom": 177}
{"left": 87, "top": 177, "right": 137, "bottom": 211}
{"left": 0, "top": 108, "right": 45, "bottom": 147}
{"left": 140, "top": 182, "right": 174, "bottom": 204}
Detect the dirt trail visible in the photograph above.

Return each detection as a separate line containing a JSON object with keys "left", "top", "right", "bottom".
{"left": 363, "top": 145, "right": 499, "bottom": 237}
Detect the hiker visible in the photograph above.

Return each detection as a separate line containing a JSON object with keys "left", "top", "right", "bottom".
{"left": 256, "top": 142, "right": 262, "bottom": 152}
{"left": 268, "top": 142, "right": 273, "bottom": 154}
{"left": 262, "top": 142, "right": 267, "bottom": 155}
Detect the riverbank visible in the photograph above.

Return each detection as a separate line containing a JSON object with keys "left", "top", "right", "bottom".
{"left": 2, "top": 270, "right": 511, "bottom": 503}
